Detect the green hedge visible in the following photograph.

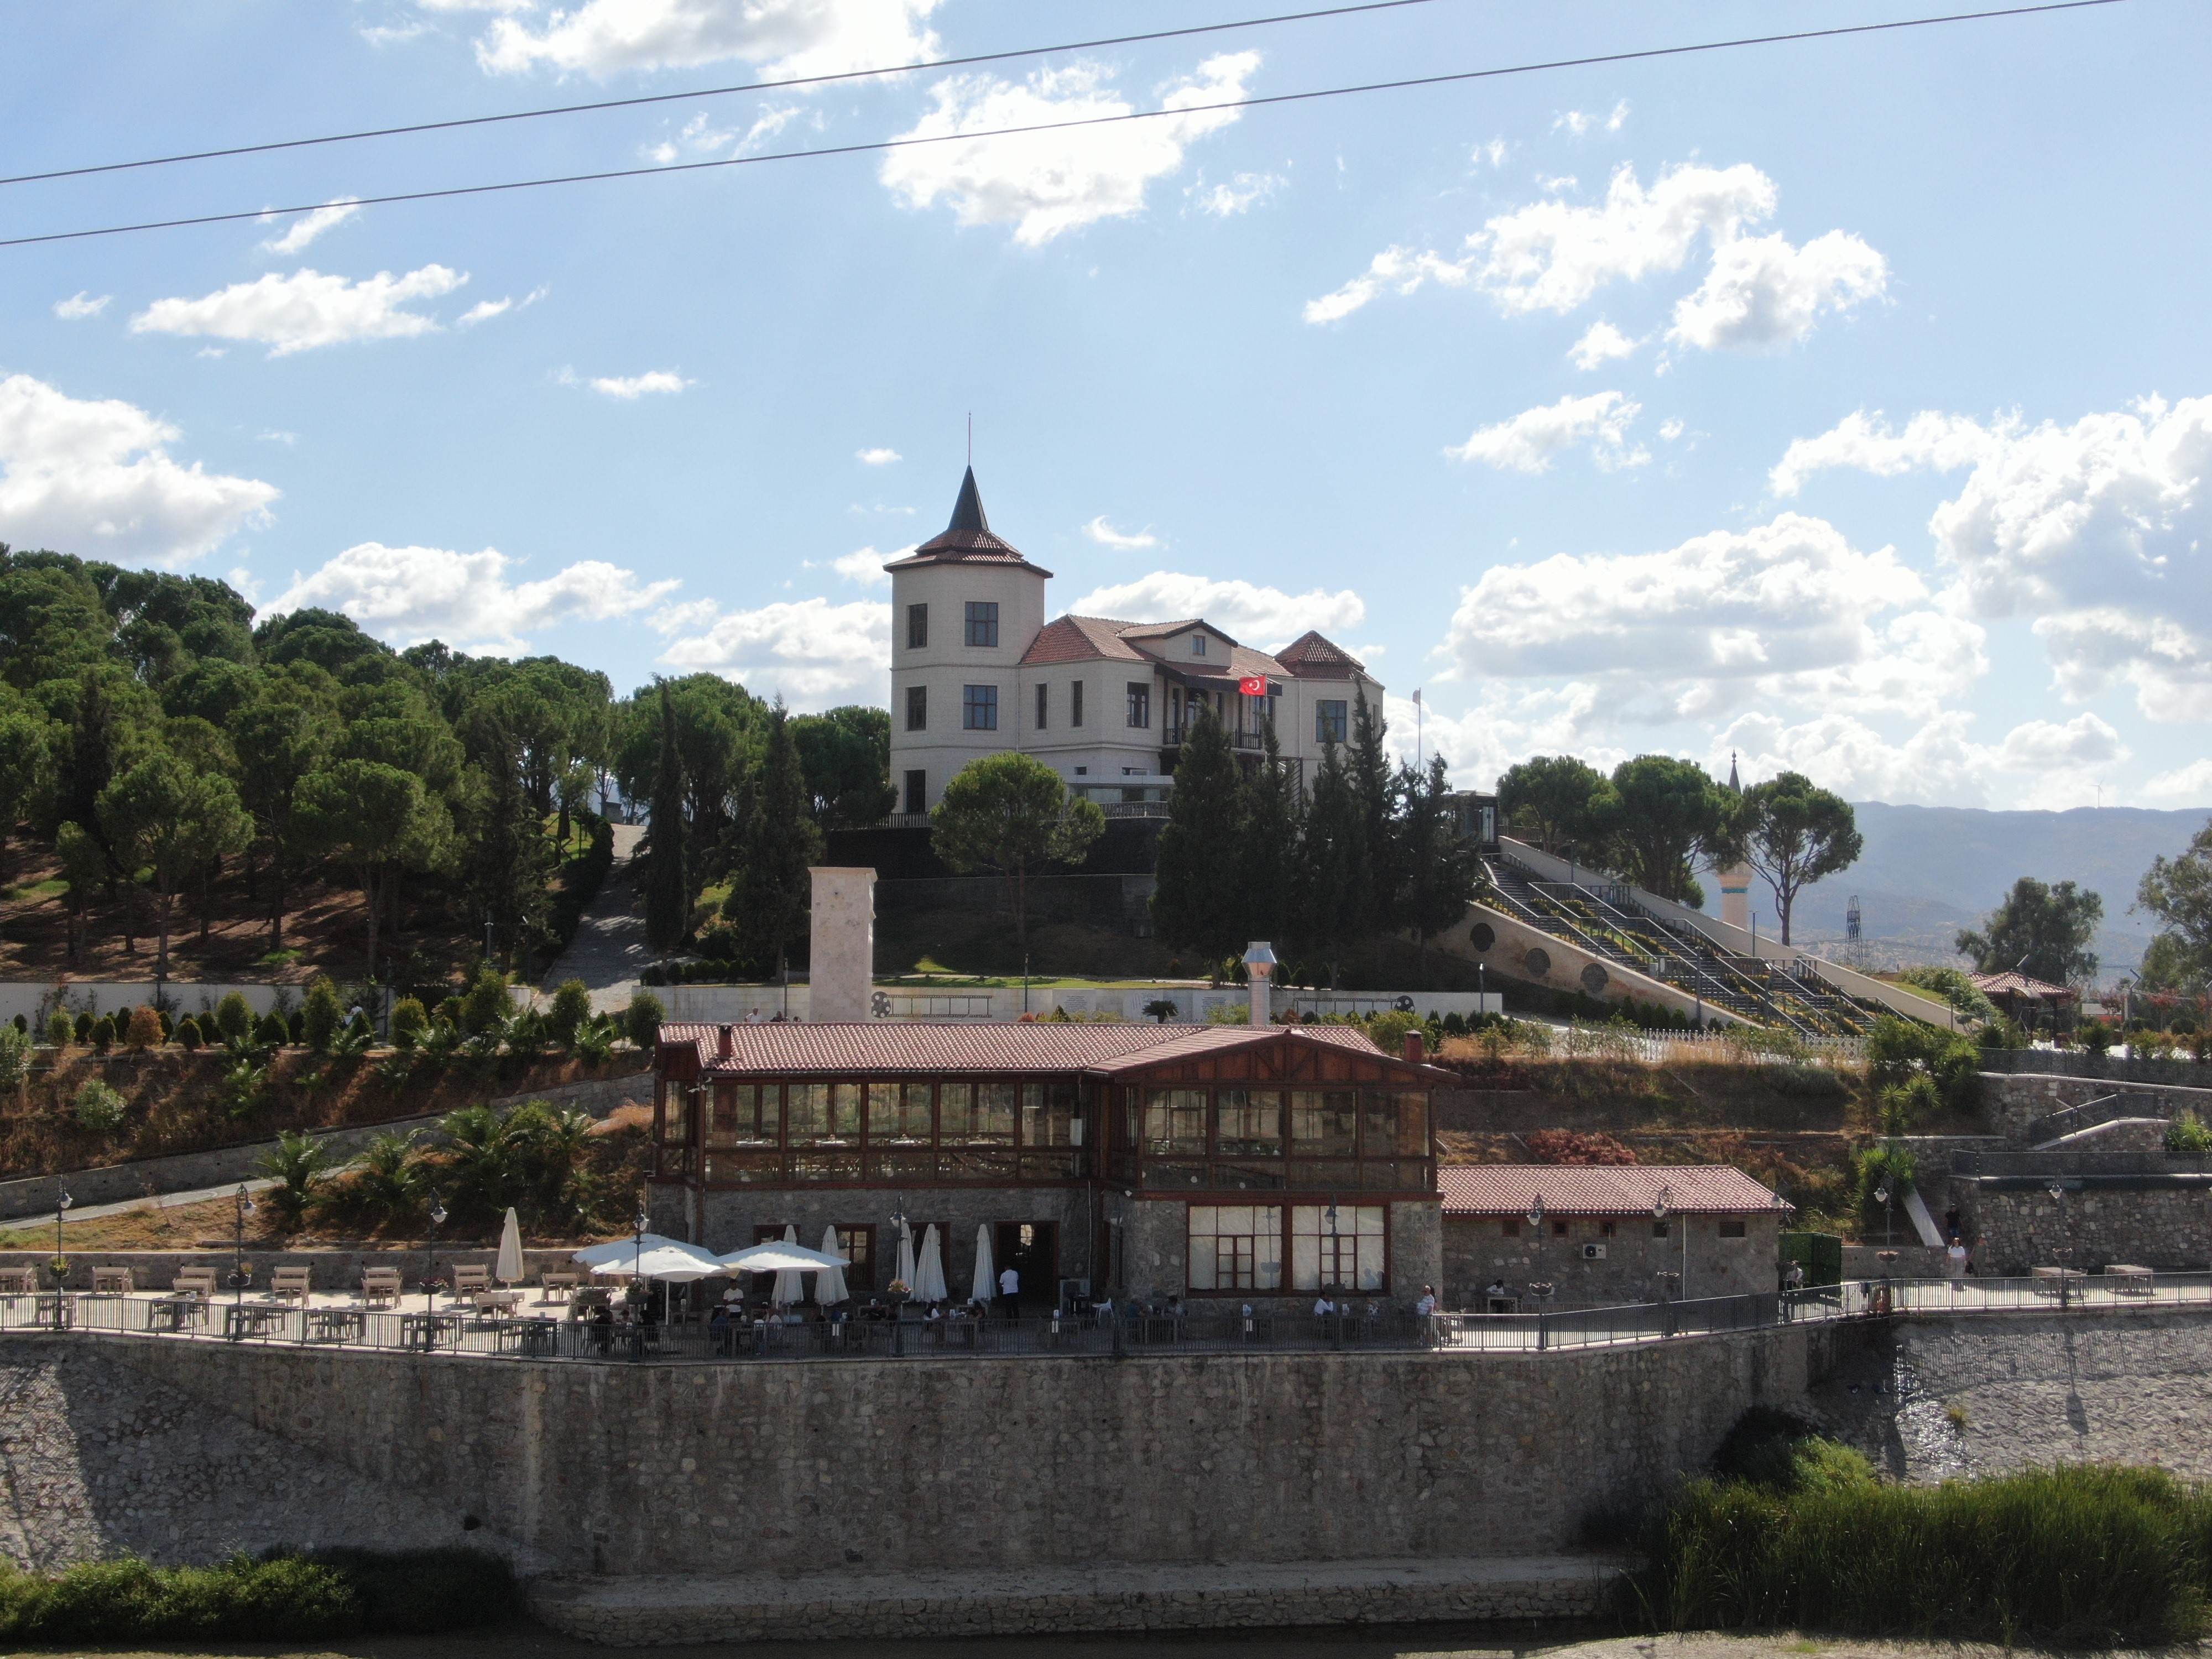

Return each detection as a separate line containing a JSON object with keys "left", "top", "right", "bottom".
{"left": 0, "top": 1547, "right": 517, "bottom": 1644}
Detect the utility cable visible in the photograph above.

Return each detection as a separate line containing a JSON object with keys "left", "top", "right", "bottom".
{"left": 0, "top": 0, "right": 2130, "bottom": 252}
{"left": 0, "top": 0, "right": 1453, "bottom": 189}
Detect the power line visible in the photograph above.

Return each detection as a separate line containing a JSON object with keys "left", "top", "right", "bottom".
{"left": 0, "top": 0, "right": 2129, "bottom": 252}
{"left": 0, "top": 0, "right": 1452, "bottom": 190}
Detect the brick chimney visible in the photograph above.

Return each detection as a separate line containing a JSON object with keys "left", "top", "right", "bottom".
{"left": 717, "top": 1024, "right": 733, "bottom": 1060}
{"left": 1403, "top": 1031, "right": 1425, "bottom": 1065}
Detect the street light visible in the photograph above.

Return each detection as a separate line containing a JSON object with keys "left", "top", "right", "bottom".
{"left": 1527, "top": 1194, "right": 1552, "bottom": 1306}
{"left": 53, "top": 1181, "right": 72, "bottom": 1329}
{"left": 231, "top": 1183, "right": 255, "bottom": 1314}
{"left": 1874, "top": 1181, "right": 1894, "bottom": 1251}
{"left": 1653, "top": 1183, "right": 1685, "bottom": 1304}
{"left": 423, "top": 1192, "right": 447, "bottom": 1311}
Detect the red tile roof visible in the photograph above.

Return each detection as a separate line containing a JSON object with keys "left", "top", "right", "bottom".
{"left": 1020, "top": 615, "right": 1151, "bottom": 666}
{"left": 660, "top": 1020, "right": 1393, "bottom": 1077}
{"left": 1968, "top": 971, "right": 2076, "bottom": 1000}
{"left": 885, "top": 466, "right": 1054, "bottom": 577}
{"left": 1020, "top": 615, "right": 1293, "bottom": 687}
{"left": 1275, "top": 630, "right": 1368, "bottom": 679}
{"left": 1438, "top": 1165, "right": 1787, "bottom": 1216}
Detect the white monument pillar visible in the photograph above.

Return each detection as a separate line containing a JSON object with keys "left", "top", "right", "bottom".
{"left": 808, "top": 867, "right": 877, "bottom": 1022}
{"left": 1720, "top": 863, "right": 1753, "bottom": 936}
{"left": 1242, "top": 941, "right": 1277, "bottom": 1027}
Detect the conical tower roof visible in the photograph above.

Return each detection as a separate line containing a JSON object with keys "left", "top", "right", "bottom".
{"left": 886, "top": 466, "right": 1052, "bottom": 575}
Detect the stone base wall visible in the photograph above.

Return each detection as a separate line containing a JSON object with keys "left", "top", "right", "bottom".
{"left": 0, "top": 1246, "right": 582, "bottom": 1295}
{"left": 1977, "top": 1071, "right": 2212, "bottom": 1145}
{"left": 1955, "top": 1180, "right": 2212, "bottom": 1275}
{"left": 76, "top": 1319, "right": 1862, "bottom": 1577}
{"left": 1442, "top": 1213, "right": 1780, "bottom": 1310}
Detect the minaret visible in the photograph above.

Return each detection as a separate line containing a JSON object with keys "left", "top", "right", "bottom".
{"left": 1720, "top": 750, "right": 1754, "bottom": 935}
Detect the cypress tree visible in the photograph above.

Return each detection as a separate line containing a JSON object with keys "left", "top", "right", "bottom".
{"left": 725, "top": 701, "right": 823, "bottom": 978}
{"left": 643, "top": 684, "right": 690, "bottom": 952}
{"left": 1150, "top": 706, "right": 1248, "bottom": 974}
{"left": 1295, "top": 740, "right": 1361, "bottom": 988}
{"left": 1401, "top": 754, "right": 1481, "bottom": 975}
{"left": 1347, "top": 687, "right": 1394, "bottom": 952}
{"left": 1238, "top": 722, "right": 1301, "bottom": 959}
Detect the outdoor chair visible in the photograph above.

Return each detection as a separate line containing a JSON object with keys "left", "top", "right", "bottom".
{"left": 0, "top": 1266, "right": 36, "bottom": 1296}
{"left": 359, "top": 1267, "right": 403, "bottom": 1308}
{"left": 91, "top": 1267, "right": 133, "bottom": 1295}
{"left": 172, "top": 1269, "right": 217, "bottom": 1300}
{"left": 270, "top": 1266, "right": 312, "bottom": 1302}
{"left": 451, "top": 1264, "right": 491, "bottom": 1297}
{"left": 539, "top": 1270, "right": 579, "bottom": 1303}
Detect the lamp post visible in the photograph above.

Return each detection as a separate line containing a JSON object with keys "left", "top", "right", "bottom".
{"left": 423, "top": 1191, "right": 446, "bottom": 1311}
{"left": 1875, "top": 1180, "right": 1894, "bottom": 1251}
{"left": 52, "top": 1180, "right": 71, "bottom": 1328}
{"left": 1526, "top": 1193, "right": 1552, "bottom": 1310}
{"left": 1653, "top": 1183, "right": 1685, "bottom": 1306}
{"left": 230, "top": 1183, "right": 255, "bottom": 1314}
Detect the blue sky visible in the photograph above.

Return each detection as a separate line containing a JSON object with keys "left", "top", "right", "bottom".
{"left": 3, "top": 0, "right": 2208, "bottom": 810}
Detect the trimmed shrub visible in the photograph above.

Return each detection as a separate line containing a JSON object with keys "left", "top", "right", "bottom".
{"left": 390, "top": 997, "right": 429, "bottom": 1048}
{"left": 460, "top": 966, "right": 512, "bottom": 1035}
{"left": 623, "top": 989, "right": 665, "bottom": 1052}
{"left": 72, "top": 1078, "right": 128, "bottom": 1134}
{"left": 0, "top": 1026, "right": 30, "bottom": 1092}
{"left": 287, "top": 1010, "right": 306, "bottom": 1044}
{"left": 46, "top": 1011, "right": 71, "bottom": 1048}
{"left": 301, "top": 979, "right": 345, "bottom": 1053}
{"left": 175, "top": 1016, "right": 204, "bottom": 1050}
{"left": 547, "top": 978, "right": 593, "bottom": 1047}
{"left": 213, "top": 991, "right": 253, "bottom": 1041}
{"left": 254, "top": 1011, "right": 289, "bottom": 1047}
{"left": 126, "top": 1006, "right": 164, "bottom": 1050}
{"left": 90, "top": 1014, "right": 116, "bottom": 1052}
{"left": 72, "top": 1010, "right": 93, "bottom": 1043}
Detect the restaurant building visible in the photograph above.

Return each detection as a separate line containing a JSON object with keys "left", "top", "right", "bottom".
{"left": 649, "top": 1020, "right": 1448, "bottom": 1309}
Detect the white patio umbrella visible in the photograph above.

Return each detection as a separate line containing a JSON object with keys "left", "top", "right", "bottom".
{"left": 573, "top": 1234, "right": 702, "bottom": 1267}
{"left": 717, "top": 1240, "right": 848, "bottom": 1273}
{"left": 913, "top": 1224, "right": 948, "bottom": 1303}
{"left": 969, "top": 1223, "right": 995, "bottom": 1306}
{"left": 894, "top": 1220, "right": 917, "bottom": 1298}
{"left": 495, "top": 1207, "right": 525, "bottom": 1287}
{"left": 770, "top": 1224, "right": 806, "bottom": 1307}
{"left": 581, "top": 1240, "right": 722, "bottom": 1280}
{"left": 816, "top": 1225, "right": 851, "bottom": 1305}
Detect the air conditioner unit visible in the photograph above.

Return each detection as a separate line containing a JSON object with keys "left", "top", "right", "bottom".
{"left": 1581, "top": 1243, "right": 1607, "bottom": 1261}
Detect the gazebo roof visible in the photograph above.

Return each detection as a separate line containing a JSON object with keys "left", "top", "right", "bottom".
{"left": 1969, "top": 971, "right": 2076, "bottom": 1001}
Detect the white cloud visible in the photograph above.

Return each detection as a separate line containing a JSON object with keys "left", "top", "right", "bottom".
{"left": 0, "top": 373, "right": 279, "bottom": 565}
{"left": 361, "top": 23, "right": 431, "bottom": 46}
{"left": 1993, "top": 713, "right": 2127, "bottom": 771}
{"left": 1552, "top": 100, "right": 1629, "bottom": 137}
{"left": 266, "top": 541, "right": 678, "bottom": 655}
{"left": 1714, "top": 709, "right": 1991, "bottom": 806}
{"left": 456, "top": 284, "right": 547, "bottom": 328}
{"left": 53, "top": 293, "right": 111, "bottom": 321}
{"left": 1659, "top": 418, "right": 1685, "bottom": 442}
{"left": 1070, "top": 572, "right": 1363, "bottom": 649}
{"left": 130, "top": 265, "right": 466, "bottom": 356}
{"left": 1474, "top": 139, "right": 1509, "bottom": 170}
{"left": 1665, "top": 228, "right": 1886, "bottom": 352}
{"left": 258, "top": 199, "right": 362, "bottom": 255}
{"left": 1778, "top": 394, "right": 2212, "bottom": 721}
{"left": 1567, "top": 319, "right": 1636, "bottom": 371}
{"left": 856, "top": 447, "right": 901, "bottom": 466}
{"left": 2142, "top": 759, "right": 2212, "bottom": 804}
{"left": 1447, "top": 390, "right": 1645, "bottom": 474}
{"left": 1082, "top": 515, "right": 1157, "bottom": 550}
{"left": 562, "top": 368, "right": 690, "bottom": 399}
{"left": 647, "top": 104, "right": 805, "bottom": 164}
{"left": 832, "top": 547, "right": 894, "bottom": 585}
{"left": 652, "top": 594, "right": 893, "bottom": 705}
{"left": 1441, "top": 512, "right": 1926, "bottom": 685}
{"left": 1188, "top": 170, "right": 1281, "bottom": 216}
{"left": 417, "top": 0, "right": 533, "bottom": 11}
{"left": 1302, "top": 246, "right": 1472, "bottom": 325}
{"left": 479, "top": 0, "right": 940, "bottom": 79}
{"left": 880, "top": 53, "right": 1256, "bottom": 247}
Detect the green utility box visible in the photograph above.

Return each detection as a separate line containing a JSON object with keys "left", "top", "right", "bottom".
{"left": 1780, "top": 1231, "right": 1844, "bottom": 1287}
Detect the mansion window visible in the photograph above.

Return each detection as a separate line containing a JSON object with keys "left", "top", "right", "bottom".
{"left": 1316, "top": 700, "right": 1348, "bottom": 744}
{"left": 1071, "top": 681, "right": 1084, "bottom": 726}
{"left": 963, "top": 684, "right": 998, "bottom": 730}
{"left": 1188, "top": 1205, "right": 1282, "bottom": 1291}
{"left": 1291, "top": 1204, "right": 1386, "bottom": 1292}
{"left": 905, "top": 685, "right": 927, "bottom": 732}
{"left": 1126, "top": 681, "right": 1150, "bottom": 728}
{"left": 1035, "top": 682, "right": 1047, "bottom": 730}
{"left": 1190, "top": 634, "right": 1207, "bottom": 656}
{"left": 1719, "top": 1217, "right": 1747, "bottom": 1239}
{"left": 907, "top": 603, "right": 928, "bottom": 649}
{"left": 903, "top": 770, "right": 925, "bottom": 814}
{"left": 964, "top": 601, "right": 999, "bottom": 648}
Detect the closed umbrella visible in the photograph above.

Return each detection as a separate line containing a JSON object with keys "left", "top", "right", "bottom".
{"left": 894, "top": 1220, "right": 917, "bottom": 1300}
{"left": 771, "top": 1223, "right": 805, "bottom": 1307}
{"left": 969, "top": 1223, "right": 995, "bottom": 1306}
{"left": 816, "top": 1225, "right": 851, "bottom": 1305}
{"left": 495, "top": 1207, "right": 525, "bottom": 1287}
{"left": 913, "top": 1224, "right": 948, "bottom": 1302}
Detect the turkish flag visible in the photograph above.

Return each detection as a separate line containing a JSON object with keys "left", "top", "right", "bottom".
{"left": 1238, "top": 675, "right": 1267, "bottom": 697}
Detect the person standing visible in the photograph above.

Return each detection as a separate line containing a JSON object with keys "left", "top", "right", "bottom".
{"left": 1945, "top": 1235, "right": 1969, "bottom": 1284}
{"left": 997, "top": 1262, "right": 1020, "bottom": 1318}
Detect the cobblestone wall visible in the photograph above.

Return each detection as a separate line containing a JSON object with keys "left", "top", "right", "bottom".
{"left": 1955, "top": 1181, "right": 2212, "bottom": 1274}
{"left": 1442, "top": 1213, "right": 1780, "bottom": 1310}
{"left": 84, "top": 1320, "right": 1854, "bottom": 1576}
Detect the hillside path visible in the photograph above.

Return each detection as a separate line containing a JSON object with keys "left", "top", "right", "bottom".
{"left": 540, "top": 823, "right": 650, "bottom": 1013}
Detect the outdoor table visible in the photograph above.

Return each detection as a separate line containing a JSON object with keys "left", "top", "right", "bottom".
{"left": 477, "top": 1291, "right": 524, "bottom": 1317}
{"left": 307, "top": 1308, "right": 366, "bottom": 1342}
{"left": 152, "top": 1297, "right": 206, "bottom": 1332}
{"left": 493, "top": 1318, "right": 558, "bottom": 1356}
{"left": 2105, "top": 1265, "right": 2154, "bottom": 1295}
{"left": 400, "top": 1312, "right": 464, "bottom": 1350}
{"left": 2031, "top": 1267, "right": 2088, "bottom": 1297}
{"left": 224, "top": 1303, "right": 291, "bottom": 1340}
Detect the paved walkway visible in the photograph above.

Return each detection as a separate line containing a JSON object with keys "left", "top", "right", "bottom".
{"left": 539, "top": 823, "right": 650, "bottom": 1013}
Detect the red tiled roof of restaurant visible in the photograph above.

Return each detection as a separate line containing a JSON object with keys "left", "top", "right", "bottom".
{"left": 1437, "top": 1165, "right": 1787, "bottom": 1216}
{"left": 1120, "top": 618, "right": 1219, "bottom": 643}
{"left": 661, "top": 1020, "right": 1392, "bottom": 1076}
{"left": 1968, "top": 970, "right": 2075, "bottom": 1000}
{"left": 1275, "top": 630, "right": 1367, "bottom": 678}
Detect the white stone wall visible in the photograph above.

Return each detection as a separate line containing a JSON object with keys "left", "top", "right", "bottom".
{"left": 807, "top": 868, "right": 875, "bottom": 1022}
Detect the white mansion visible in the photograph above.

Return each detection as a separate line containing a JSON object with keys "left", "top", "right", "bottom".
{"left": 886, "top": 469, "right": 1385, "bottom": 814}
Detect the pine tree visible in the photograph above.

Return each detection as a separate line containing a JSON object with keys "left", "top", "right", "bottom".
{"left": 1238, "top": 722, "right": 1300, "bottom": 962}
{"left": 1150, "top": 705, "right": 1248, "bottom": 974}
{"left": 724, "top": 701, "right": 823, "bottom": 979}
{"left": 1295, "top": 740, "right": 1361, "bottom": 987}
{"left": 1401, "top": 754, "right": 1480, "bottom": 974}
{"left": 643, "top": 683, "right": 690, "bottom": 952}
{"left": 1347, "top": 687, "right": 1395, "bottom": 958}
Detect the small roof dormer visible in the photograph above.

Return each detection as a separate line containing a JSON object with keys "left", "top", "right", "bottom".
{"left": 884, "top": 466, "right": 1054, "bottom": 578}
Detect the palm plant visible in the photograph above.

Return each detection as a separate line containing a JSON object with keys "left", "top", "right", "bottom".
{"left": 224, "top": 1058, "right": 269, "bottom": 1119}
{"left": 418, "top": 1017, "right": 463, "bottom": 1065}
{"left": 501, "top": 1007, "right": 549, "bottom": 1066}
{"left": 352, "top": 1130, "right": 426, "bottom": 1228}
{"left": 572, "top": 1017, "right": 615, "bottom": 1068}
{"left": 254, "top": 1129, "right": 334, "bottom": 1233}
{"left": 439, "top": 1103, "right": 517, "bottom": 1215}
